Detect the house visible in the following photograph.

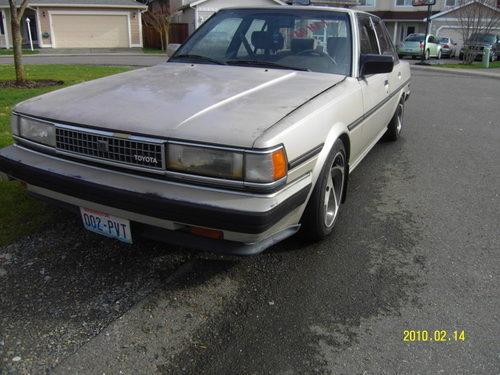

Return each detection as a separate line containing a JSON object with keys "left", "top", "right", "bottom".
{"left": 169, "top": 0, "right": 287, "bottom": 35}
{"left": 0, "top": 0, "right": 147, "bottom": 50}
{"left": 428, "top": 0, "right": 500, "bottom": 50}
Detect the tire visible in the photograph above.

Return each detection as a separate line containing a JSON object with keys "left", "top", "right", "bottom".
{"left": 301, "top": 139, "right": 347, "bottom": 242}
{"left": 412, "top": 55, "right": 417, "bottom": 60}
{"left": 425, "top": 49, "right": 430, "bottom": 60}
{"left": 437, "top": 50, "right": 442, "bottom": 59}
{"left": 383, "top": 96, "right": 405, "bottom": 142}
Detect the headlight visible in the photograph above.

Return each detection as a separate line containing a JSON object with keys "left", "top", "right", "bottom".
{"left": 245, "top": 149, "right": 287, "bottom": 183}
{"left": 18, "top": 115, "right": 56, "bottom": 147}
{"left": 10, "top": 114, "right": 19, "bottom": 136}
{"left": 167, "top": 144, "right": 288, "bottom": 184}
{"left": 168, "top": 143, "right": 244, "bottom": 180}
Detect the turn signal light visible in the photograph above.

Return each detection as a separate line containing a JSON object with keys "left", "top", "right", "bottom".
{"left": 272, "top": 148, "right": 287, "bottom": 181}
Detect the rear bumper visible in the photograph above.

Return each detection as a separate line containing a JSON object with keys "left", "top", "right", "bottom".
{"left": 0, "top": 145, "right": 312, "bottom": 254}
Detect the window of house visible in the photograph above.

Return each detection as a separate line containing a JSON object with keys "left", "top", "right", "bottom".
{"left": 445, "top": 0, "right": 458, "bottom": 6}
{"left": 358, "top": 0, "right": 375, "bottom": 6}
{"left": 395, "top": 0, "right": 413, "bottom": 6}
{"left": 357, "top": 15, "right": 379, "bottom": 54}
{"left": 0, "top": 11, "right": 5, "bottom": 35}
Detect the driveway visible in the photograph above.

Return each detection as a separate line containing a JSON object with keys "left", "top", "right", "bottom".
{"left": 0, "top": 69, "right": 499, "bottom": 374}
{"left": 0, "top": 54, "right": 166, "bottom": 67}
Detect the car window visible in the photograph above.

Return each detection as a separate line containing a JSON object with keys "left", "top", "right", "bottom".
{"left": 357, "top": 15, "right": 379, "bottom": 54}
{"left": 439, "top": 37, "right": 449, "bottom": 43}
{"left": 174, "top": 9, "right": 353, "bottom": 76}
{"left": 405, "top": 34, "right": 425, "bottom": 42}
{"left": 188, "top": 17, "right": 243, "bottom": 60}
{"left": 372, "top": 18, "right": 398, "bottom": 62}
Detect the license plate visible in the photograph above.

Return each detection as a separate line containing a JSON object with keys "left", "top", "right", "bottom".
{"left": 406, "top": 49, "right": 413, "bottom": 52}
{"left": 80, "top": 207, "right": 132, "bottom": 244}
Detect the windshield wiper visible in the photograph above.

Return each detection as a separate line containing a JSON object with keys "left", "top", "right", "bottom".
{"left": 170, "top": 54, "right": 226, "bottom": 65}
{"left": 227, "top": 59, "right": 309, "bottom": 72}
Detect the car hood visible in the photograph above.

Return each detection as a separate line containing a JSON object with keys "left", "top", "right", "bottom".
{"left": 15, "top": 63, "right": 345, "bottom": 148}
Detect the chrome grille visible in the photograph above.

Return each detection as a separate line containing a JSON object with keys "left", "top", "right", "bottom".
{"left": 55, "top": 127, "right": 164, "bottom": 170}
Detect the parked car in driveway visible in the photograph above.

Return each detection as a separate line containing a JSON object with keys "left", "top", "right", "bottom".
{"left": 0, "top": 7, "right": 411, "bottom": 255}
{"left": 438, "top": 37, "right": 458, "bottom": 58}
{"left": 459, "top": 33, "right": 500, "bottom": 61}
{"left": 398, "top": 33, "right": 442, "bottom": 60}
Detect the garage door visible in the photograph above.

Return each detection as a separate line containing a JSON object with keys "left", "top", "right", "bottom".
{"left": 51, "top": 14, "right": 129, "bottom": 48}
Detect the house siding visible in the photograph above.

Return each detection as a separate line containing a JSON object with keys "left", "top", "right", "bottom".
{"left": 35, "top": 6, "right": 142, "bottom": 48}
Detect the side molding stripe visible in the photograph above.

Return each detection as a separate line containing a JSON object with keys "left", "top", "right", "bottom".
{"left": 348, "top": 78, "right": 411, "bottom": 131}
{"left": 288, "top": 144, "right": 324, "bottom": 170}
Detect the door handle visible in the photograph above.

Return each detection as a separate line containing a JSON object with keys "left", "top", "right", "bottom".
{"left": 384, "top": 79, "right": 390, "bottom": 93}
{"left": 398, "top": 72, "right": 402, "bottom": 80}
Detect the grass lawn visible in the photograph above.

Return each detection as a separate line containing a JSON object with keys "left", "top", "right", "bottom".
{"left": 0, "top": 64, "right": 130, "bottom": 246}
{"left": 437, "top": 61, "right": 500, "bottom": 69}
{"left": 0, "top": 49, "right": 40, "bottom": 56}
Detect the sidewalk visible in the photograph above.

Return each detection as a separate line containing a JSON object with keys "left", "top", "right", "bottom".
{"left": 410, "top": 64, "right": 500, "bottom": 79}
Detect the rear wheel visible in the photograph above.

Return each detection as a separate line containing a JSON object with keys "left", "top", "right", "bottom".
{"left": 301, "top": 140, "right": 346, "bottom": 242}
{"left": 437, "top": 50, "right": 442, "bottom": 59}
{"left": 384, "top": 97, "right": 405, "bottom": 142}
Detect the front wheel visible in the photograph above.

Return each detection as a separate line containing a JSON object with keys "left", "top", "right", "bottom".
{"left": 425, "top": 49, "right": 430, "bottom": 60}
{"left": 301, "top": 140, "right": 347, "bottom": 242}
{"left": 383, "top": 97, "right": 405, "bottom": 142}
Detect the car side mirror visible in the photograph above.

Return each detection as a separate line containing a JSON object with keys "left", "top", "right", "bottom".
{"left": 359, "top": 54, "right": 394, "bottom": 76}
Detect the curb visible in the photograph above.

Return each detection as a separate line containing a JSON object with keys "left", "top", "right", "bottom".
{"left": 410, "top": 64, "right": 500, "bottom": 80}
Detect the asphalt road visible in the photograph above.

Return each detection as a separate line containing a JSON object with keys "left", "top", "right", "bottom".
{"left": 0, "top": 69, "right": 499, "bottom": 374}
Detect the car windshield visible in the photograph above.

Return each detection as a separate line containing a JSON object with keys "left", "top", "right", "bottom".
{"left": 405, "top": 34, "right": 425, "bottom": 42}
{"left": 468, "top": 33, "right": 496, "bottom": 43}
{"left": 171, "top": 9, "right": 352, "bottom": 76}
{"left": 439, "top": 38, "right": 449, "bottom": 43}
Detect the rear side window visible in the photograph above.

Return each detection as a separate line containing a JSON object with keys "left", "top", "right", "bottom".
{"left": 357, "top": 15, "right": 379, "bottom": 54}
{"left": 372, "top": 18, "right": 398, "bottom": 62}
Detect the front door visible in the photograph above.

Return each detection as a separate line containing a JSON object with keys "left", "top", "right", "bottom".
{"left": 356, "top": 15, "right": 392, "bottom": 151}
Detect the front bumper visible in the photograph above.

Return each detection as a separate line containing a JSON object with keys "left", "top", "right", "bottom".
{"left": 0, "top": 145, "right": 312, "bottom": 254}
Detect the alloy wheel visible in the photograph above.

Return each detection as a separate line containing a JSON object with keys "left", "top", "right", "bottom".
{"left": 324, "top": 152, "right": 345, "bottom": 228}
{"left": 396, "top": 101, "right": 404, "bottom": 134}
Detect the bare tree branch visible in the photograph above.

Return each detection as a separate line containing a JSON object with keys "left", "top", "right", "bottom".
{"left": 143, "top": 0, "right": 171, "bottom": 50}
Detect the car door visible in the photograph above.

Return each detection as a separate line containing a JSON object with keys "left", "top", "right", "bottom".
{"left": 356, "top": 14, "right": 392, "bottom": 151}
{"left": 372, "top": 17, "right": 402, "bottom": 124}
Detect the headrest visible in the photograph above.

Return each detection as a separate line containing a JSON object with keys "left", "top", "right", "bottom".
{"left": 291, "top": 38, "right": 315, "bottom": 54}
{"left": 251, "top": 31, "right": 284, "bottom": 51}
{"left": 327, "top": 37, "right": 348, "bottom": 57}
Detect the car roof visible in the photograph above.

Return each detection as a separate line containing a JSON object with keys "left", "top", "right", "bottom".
{"left": 220, "top": 5, "right": 356, "bottom": 16}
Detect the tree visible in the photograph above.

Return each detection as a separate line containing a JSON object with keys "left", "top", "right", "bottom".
{"left": 453, "top": 0, "right": 500, "bottom": 63}
{"left": 142, "top": 0, "right": 171, "bottom": 51}
{"left": 9, "top": 0, "right": 29, "bottom": 83}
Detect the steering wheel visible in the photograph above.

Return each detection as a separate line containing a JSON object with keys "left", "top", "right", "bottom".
{"left": 296, "top": 49, "right": 329, "bottom": 57}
